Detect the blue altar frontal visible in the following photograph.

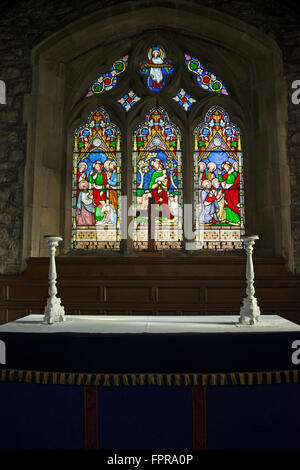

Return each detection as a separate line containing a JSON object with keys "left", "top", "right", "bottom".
{"left": 0, "top": 315, "right": 300, "bottom": 450}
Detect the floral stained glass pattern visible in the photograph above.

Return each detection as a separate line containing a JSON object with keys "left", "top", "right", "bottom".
{"left": 72, "top": 108, "right": 121, "bottom": 249}
{"left": 173, "top": 88, "right": 196, "bottom": 111}
{"left": 118, "top": 90, "right": 141, "bottom": 111}
{"left": 185, "top": 54, "right": 229, "bottom": 95}
{"left": 132, "top": 107, "right": 183, "bottom": 250}
{"left": 139, "top": 46, "right": 174, "bottom": 92}
{"left": 86, "top": 56, "right": 128, "bottom": 97}
{"left": 194, "top": 105, "right": 244, "bottom": 250}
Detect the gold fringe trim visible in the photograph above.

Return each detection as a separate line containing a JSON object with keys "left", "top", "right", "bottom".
{"left": 0, "top": 369, "right": 299, "bottom": 387}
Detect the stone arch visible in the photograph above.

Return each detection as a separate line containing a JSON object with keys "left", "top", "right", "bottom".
{"left": 22, "top": 0, "right": 292, "bottom": 269}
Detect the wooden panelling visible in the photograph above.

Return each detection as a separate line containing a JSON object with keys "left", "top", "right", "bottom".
{"left": 128, "top": 310, "right": 154, "bottom": 315}
{"left": 7, "top": 309, "right": 30, "bottom": 323}
{"left": 75, "top": 310, "right": 102, "bottom": 316}
{"left": 0, "top": 256, "right": 299, "bottom": 325}
{"left": 105, "top": 287, "right": 151, "bottom": 303}
{"left": 60, "top": 286, "right": 99, "bottom": 301}
{"left": 255, "top": 286, "right": 299, "bottom": 302}
{"left": 0, "top": 309, "right": 8, "bottom": 324}
{"left": 155, "top": 311, "right": 180, "bottom": 316}
{"left": 8, "top": 285, "right": 48, "bottom": 301}
{"left": 206, "top": 287, "right": 244, "bottom": 303}
{"left": 157, "top": 287, "right": 199, "bottom": 303}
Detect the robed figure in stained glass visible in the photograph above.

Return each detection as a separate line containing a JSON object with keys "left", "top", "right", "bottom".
{"left": 76, "top": 180, "right": 95, "bottom": 226}
{"left": 218, "top": 161, "right": 240, "bottom": 225}
{"left": 148, "top": 157, "right": 174, "bottom": 219}
{"left": 72, "top": 108, "right": 121, "bottom": 250}
{"left": 199, "top": 179, "right": 219, "bottom": 224}
{"left": 139, "top": 46, "right": 174, "bottom": 92}
{"left": 132, "top": 107, "right": 183, "bottom": 250}
{"left": 194, "top": 105, "right": 244, "bottom": 249}
{"left": 89, "top": 160, "right": 108, "bottom": 224}
{"left": 105, "top": 160, "right": 118, "bottom": 225}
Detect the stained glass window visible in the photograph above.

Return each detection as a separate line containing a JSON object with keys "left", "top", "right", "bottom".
{"left": 85, "top": 56, "right": 128, "bottom": 97}
{"left": 132, "top": 107, "right": 183, "bottom": 250}
{"left": 139, "top": 46, "right": 174, "bottom": 92}
{"left": 72, "top": 108, "right": 121, "bottom": 249}
{"left": 118, "top": 90, "right": 141, "bottom": 111}
{"left": 72, "top": 42, "right": 247, "bottom": 253}
{"left": 185, "top": 54, "right": 229, "bottom": 95}
{"left": 173, "top": 88, "right": 196, "bottom": 111}
{"left": 194, "top": 106, "right": 244, "bottom": 249}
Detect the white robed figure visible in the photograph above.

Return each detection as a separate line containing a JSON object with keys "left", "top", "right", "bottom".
{"left": 139, "top": 46, "right": 174, "bottom": 91}
{"left": 149, "top": 48, "right": 164, "bottom": 87}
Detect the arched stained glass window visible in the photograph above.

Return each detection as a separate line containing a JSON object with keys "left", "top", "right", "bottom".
{"left": 72, "top": 107, "right": 121, "bottom": 250}
{"left": 72, "top": 41, "right": 246, "bottom": 253}
{"left": 194, "top": 106, "right": 244, "bottom": 249}
{"left": 132, "top": 107, "right": 183, "bottom": 250}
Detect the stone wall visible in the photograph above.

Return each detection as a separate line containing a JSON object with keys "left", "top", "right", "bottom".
{"left": 0, "top": 0, "right": 299, "bottom": 273}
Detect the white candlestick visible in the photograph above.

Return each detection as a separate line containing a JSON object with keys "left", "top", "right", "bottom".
{"left": 43, "top": 236, "right": 65, "bottom": 324}
{"left": 239, "top": 234, "right": 261, "bottom": 325}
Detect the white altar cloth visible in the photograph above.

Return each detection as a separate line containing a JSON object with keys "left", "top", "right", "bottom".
{"left": 0, "top": 314, "right": 299, "bottom": 334}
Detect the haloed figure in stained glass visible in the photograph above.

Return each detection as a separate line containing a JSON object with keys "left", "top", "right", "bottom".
{"left": 72, "top": 108, "right": 121, "bottom": 250}
{"left": 199, "top": 179, "right": 220, "bottom": 224}
{"left": 148, "top": 157, "right": 174, "bottom": 220}
{"left": 76, "top": 161, "right": 88, "bottom": 201}
{"left": 76, "top": 180, "right": 95, "bottom": 226}
{"left": 217, "top": 161, "right": 240, "bottom": 225}
{"left": 133, "top": 107, "right": 183, "bottom": 250}
{"left": 105, "top": 160, "right": 118, "bottom": 225}
{"left": 139, "top": 46, "right": 174, "bottom": 92}
{"left": 194, "top": 105, "right": 244, "bottom": 249}
{"left": 89, "top": 160, "right": 108, "bottom": 224}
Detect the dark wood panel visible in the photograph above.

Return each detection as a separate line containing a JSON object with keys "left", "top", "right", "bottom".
{"left": 105, "top": 287, "right": 151, "bottom": 302}
{"left": 256, "top": 287, "right": 299, "bottom": 302}
{"left": 7, "top": 309, "right": 30, "bottom": 323}
{"left": 74, "top": 310, "right": 102, "bottom": 316}
{"left": 8, "top": 285, "right": 48, "bottom": 301}
{"left": 19, "top": 256, "right": 292, "bottom": 280}
{"left": 129, "top": 311, "right": 154, "bottom": 316}
{"left": 0, "top": 256, "right": 299, "bottom": 325}
{"left": 206, "top": 287, "right": 244, "bottom": 303}
{"left": 60, "top": 286, "right": 99, "bottom": 301}
{"left": 157, "top": 287, "right": 199, "bottom": 303}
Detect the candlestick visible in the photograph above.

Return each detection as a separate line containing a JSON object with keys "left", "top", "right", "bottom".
{"left": 43, "top": 236, "right": 65, "bottom": 324}
{"left": 239, "top": 234, "right": 261, "bottom": 325}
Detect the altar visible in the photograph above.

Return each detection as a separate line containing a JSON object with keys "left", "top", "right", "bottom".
{"left": 0, "top": 314, "right": 300, "bottom": 450}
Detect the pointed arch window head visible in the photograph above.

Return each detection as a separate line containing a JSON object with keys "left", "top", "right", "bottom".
{"left": 85, "top": 56, "right": 128, "bottom": 97}
{"left": 132, "top": 107, "right": 183, "bottom": 250}
{"left": 72, "top": 108, "right": 121, "bottom": 250}
{"left": 185, "top": 54, "right": 229, "bottom": 95}
{"left": 194, "top": 106, "right": 244, "bottom": 250}
{"left": 139, "top": 46, "right": 174, "bottom": 92}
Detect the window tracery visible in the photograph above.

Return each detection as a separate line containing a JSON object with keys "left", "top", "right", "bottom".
{"left": 73, "top": 43, "right": 243, "bottom": 251}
